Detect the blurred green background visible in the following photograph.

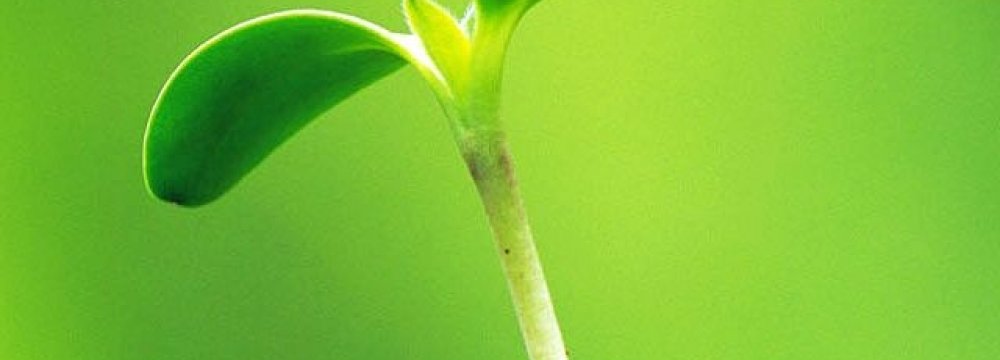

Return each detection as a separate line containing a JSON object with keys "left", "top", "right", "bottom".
{"left": 2, "top": 0, "right": 999, "bottom": 359}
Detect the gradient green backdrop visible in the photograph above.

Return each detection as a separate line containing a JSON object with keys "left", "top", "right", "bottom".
{"left": 2, "top": 0, "right": 999, "bottom": 359}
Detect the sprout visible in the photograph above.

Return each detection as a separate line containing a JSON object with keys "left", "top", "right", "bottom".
{"left": 143, "top": 1, "right": 568, "bottom": 359}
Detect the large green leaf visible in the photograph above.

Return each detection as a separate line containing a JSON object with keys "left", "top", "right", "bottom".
{"left": 143, "top": 10, "right": 409, "bottom": 207}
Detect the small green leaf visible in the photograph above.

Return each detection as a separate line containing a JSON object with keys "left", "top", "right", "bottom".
{"left": 144, "top": 10, "right": 409, "bottom": 206}
{"left": 404, "top": 0, "right": 471, "bottom": 90}
{"left": 460, "top": 3, "right": 478, "bottom": 35}
{"left": 475, "top": 0, "right": 540, "bottom": 19}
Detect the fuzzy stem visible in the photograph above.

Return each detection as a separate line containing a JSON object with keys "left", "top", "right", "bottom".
{"left": 458, "top": 128, "right": 568, "bottom": 360}
{"left": 426, "top": 6, "right": 567, "bottom": 359}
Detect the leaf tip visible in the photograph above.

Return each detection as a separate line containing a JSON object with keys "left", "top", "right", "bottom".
{"left": 143, "top": 168, "right": 213, "bottom": 208}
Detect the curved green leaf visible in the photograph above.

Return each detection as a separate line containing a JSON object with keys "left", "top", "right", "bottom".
{"left": 405, "top": 0, "right": 471, "bottom": 90}
{"left": 476, "top": 0, "right": 541, "bottom": 19}
{"left": 143, "top": 10, "right": 409, "bottom": 207}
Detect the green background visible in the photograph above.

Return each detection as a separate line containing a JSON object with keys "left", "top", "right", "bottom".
{"left": 2, "top": 0, "right": 999, "bottom": 358}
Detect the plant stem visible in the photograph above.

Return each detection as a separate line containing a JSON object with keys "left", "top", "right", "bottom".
{"left": 424, "top": 8, "right": 566, "bottom": 358}
{"left": 458, "top": 129, "right": 569, "bottom": 360}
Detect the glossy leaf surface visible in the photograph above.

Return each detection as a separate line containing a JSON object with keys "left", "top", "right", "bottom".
{"left": 144, "top": 10, "right": 408, "bottom": 206}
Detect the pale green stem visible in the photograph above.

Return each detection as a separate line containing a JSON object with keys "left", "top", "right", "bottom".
{"left": 453, "top": 12, "right": 568, "bottom": 356}
{"left": 457, "top": 127, "right": 569, "bottom": 360}
{"left": 424, "top": 7, "right": 567, "bottom": 359}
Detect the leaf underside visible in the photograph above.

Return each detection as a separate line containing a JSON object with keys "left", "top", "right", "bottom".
{"left": 144, "top": 10, "right": 407, "bottom": 206}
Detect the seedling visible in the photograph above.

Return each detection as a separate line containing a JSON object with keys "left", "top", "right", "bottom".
{"left": 143, "top": 0, "right": 567, "bottom": 359}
